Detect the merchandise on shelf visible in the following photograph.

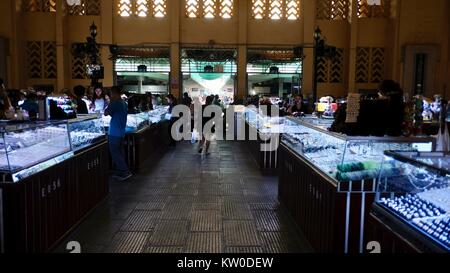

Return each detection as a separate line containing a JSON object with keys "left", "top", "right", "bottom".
{"left": 281, "top": 117, "right": 435, "bottom": 182}
{"left": 0, "top": 121, "right": 73, "bottom": 182}
{"left": 375, "top": 151, "right": 450, "bottom": 250}
{"left": 68, "top": 115, "right": 106, "bottom": 151}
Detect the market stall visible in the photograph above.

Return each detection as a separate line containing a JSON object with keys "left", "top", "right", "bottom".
{"left": 0, "top": 117, "right": 108, "bottom": 253}
{"left": 368, "top": 151, "right": 450, "bottom": 253}
{"left": 278, "top": 117, "right": 436, "bottom": 253}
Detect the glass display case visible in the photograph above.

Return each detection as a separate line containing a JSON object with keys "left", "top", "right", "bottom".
{"left": 375, "top": 151, "right": 450, "bottom": 251}
{"left": 244, "top": 108, "right": 289, "bottom": 134}
{"left": 148, "top": 106, "right": 169, "bottom": 124}
{"left": 68, "top": 115, "right": 106, "bottom": 151}
{"left": 103, "top": 112, "right": 149, "bottom": 133}
{"left": 126, "top": 112, "right": 149, "bottom": 132}
{"left": 0, "top": 121, "right": 73, "bottom": 182}
{"left": 281, "top": 117, "right": 435, "bottom": 182}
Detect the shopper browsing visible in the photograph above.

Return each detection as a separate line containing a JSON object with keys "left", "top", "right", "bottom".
{"left": 105, "top": 86, "right": 132, "bottom": 181}
{"left": 90, "top": 86, "right": 109, "bottom": 113}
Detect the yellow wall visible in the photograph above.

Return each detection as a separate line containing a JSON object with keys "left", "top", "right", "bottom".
{"left": 0, "top": 0, "right": 449, "bottom": 100}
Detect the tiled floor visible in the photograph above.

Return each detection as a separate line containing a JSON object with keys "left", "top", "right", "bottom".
{"left": 54, "top": 141, "right": 312, "bottom": 253}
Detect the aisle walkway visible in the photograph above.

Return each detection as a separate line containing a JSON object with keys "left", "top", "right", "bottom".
{"left": 55, "top": 141, "right": 311, "bottom": 253}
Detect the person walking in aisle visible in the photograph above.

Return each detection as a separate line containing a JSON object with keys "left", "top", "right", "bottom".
{"left": 105, "top": 86, "right": 132, "bottom": 181}
{"left": 198, "top": 95, "right": 215, "bottom": 155}
{"left": 167, "top": 94, "right": 178, "bottom": 147}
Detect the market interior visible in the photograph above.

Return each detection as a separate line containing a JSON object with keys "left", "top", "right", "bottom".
{"left": 0, "top": 0, "right": 449, "bottom": 254}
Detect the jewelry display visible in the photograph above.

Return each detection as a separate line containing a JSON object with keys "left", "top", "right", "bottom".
{"left": 376, "top": 151, "right": 450, "bottom": 250}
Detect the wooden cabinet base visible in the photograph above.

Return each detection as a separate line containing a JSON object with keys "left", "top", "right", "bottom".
{"left": 0, "top": 141, "right": 109, "bottom": 253}
{"left": 278, "top": 143, "right": 376, "bottom": 253}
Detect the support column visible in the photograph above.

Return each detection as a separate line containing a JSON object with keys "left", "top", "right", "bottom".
{"left": 236, "top": 0, "right": 248, "bottom": 101}
{"left": 347, "top": 0, "right": 359, "bottom": 93}
{"left": 170, "top": 0, "right": 181, "bottom": 98}
{"left": 101, "top": 0, "right": 114, "bottom": 87}
{"left": 302, "top": 0, "right": 316, "bottom": 98}
{"left": 56, "top": 1, "right": 66, "bottom": 92}
{"left": 9, "top": 0, "right": 22, "bottom": 88}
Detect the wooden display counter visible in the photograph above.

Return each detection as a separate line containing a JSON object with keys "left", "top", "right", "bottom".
{"left": 0, "top": 141, "right": 109, "bottom": 253}
{"left": 123, "top": 120, "right": 170, "bottom": 171}
{"left": 278, "top": 143, "right": 376, "bottom": 253}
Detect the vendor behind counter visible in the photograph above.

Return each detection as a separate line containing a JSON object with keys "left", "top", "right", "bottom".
{"left": 330, "top": 80, "right": 405, "bottom": 137}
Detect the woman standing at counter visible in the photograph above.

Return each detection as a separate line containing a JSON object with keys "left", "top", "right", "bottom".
{"left": 90, "top": 86, "right": 109, "bottom": 113}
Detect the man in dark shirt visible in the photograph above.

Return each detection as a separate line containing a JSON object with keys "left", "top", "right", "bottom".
{"left": 73, "top": 85, "right": 89, "bottom": 114}
{"left": 105, "top": 86, "right": 132, "bottom": 181}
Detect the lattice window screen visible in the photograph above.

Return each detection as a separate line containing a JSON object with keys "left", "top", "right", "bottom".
{"left": 27, "top": 42, "right": 43, "bottom": 79}
{"left": 252, "top": 0, "right": 267, "bottom": 19}
{"left": 355, "top": 47, "right": 370, "bottom": 83}
{"left": 317, "top": 0, "right": 350, "bottom": 20}
{"left": 24, "top": 0, "right": 56, "bottom": 12}
{"left": 203, "top": 0, "right": 216, "bottom": 18}
{"left": 268, "top": 0, "right": 283, "bottom": 20}
{"left": 136, "top": 0, "right": 150, "bottom": 17}
{"left": 357, "top": 0, "right": 389, "bottom": 18}
{"left": 317, "top": 48, "right": 344, "bottom": 83}
{"left": 153, "top": 0, "right": 167, "bottom": 17}
{"left": 71, "top": 53, "right": 88, "bottom": 80}
{"left": 317, "top": 56, "right": 328, "bottom": 83}
{"left": 330, "top": 48, "right": 344, "bottom": 83}
{"left": 355, "top": 47, "right": 385, "bottom": 83}
{"left": 252, "top": 0, "right": 300, "bottom": 20}
{"left": 43, "top": 42, "right": 57, "bottom": 79}
{"left": 186, "top": 0, "right": 200, "bottom": 17}
{"left": 219, "top": 0, "right": 233, "bottom": 18}
{"left": 370, "top": 47, "right": 384, "bottom": 83}
{"left": 118, "top": 0, "right": 133, "bottom": 16}
{"left": 68, "top": 0, "right": 101, "bottom": 15}
{"left": 26, "top": 41, "right": 57, "bottom": 79}
{"left": 285, "top": 0, "right": 300, "bottom": 20}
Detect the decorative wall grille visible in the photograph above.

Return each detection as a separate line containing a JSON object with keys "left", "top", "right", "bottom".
{"left": 355, "top": 47, "right": 385, "bottom": 83}
{"left": 316, "top": 0, "right": 350, "bottom": 20}
{"left": 355, "top": 47, "right": 369, "bottom": 83}
{"left": 252, "top": 0, "right": 267, "bottom": 19}
{"left": 252, "top": 0, "right": 300, "bottom": 20}
{"left": 203, "top": 0, "right": 216, "bottom": 18}
{"left": 27, "top": 42, "right": 43, "bottom": 79}
{"left": 285, "top": 0, "right": 300, "bottom": 20}
{"left": 330, "top": 48, "right": 344, "bottom": 83}
{"left": 27, "top": 41, "right": 57, "bottom": 79}
{"left": 68, "top": 0, "right": 101, "bottom": 16}
{"left": 118, "top": 0, "right": 167, "bottom": 17}
{"left": 357, "top": 0, "right": 390, "bottom": 18}
{"left": 317, "top": 48, "right": 344, "bottom": 83}
{"left": 24, "top": 0, "right": 56, "bottom": 12}
{"left": 219, "top": 0, "right": 233, "bottom": 19}
{"left": 186, "top": 0, "right": 200, "bottom": 18}
{"left": 370, "top": 47, "right": 384, "bottom": 83}
{"left": 136, "top": 0, "right": 149, "bottom": 17}
{"left": 153, "top": 0, "right": 167, "bottom": 17}
{"left": 71, "top": 53, "right": 88, "bottom": 79}
{"left": 185, "top": 0, "right": 234, "bottom": 18}
{"left": 268, "top": 0, "right": 283, "bottom": 20}
{"left": 43, "top": 41, "right": 57, "bottom": 79}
